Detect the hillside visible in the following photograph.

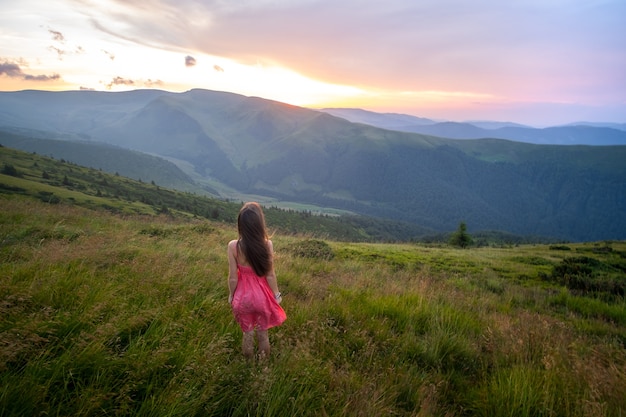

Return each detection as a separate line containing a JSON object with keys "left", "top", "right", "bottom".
{"left": 1, "top": 186, "right": 625, "bottom": 415}
{"left": 0, "top": 145, "right": 434, "bottom": 242}
{"left": 0, "top": 130, "right": 207, "bottom": 194}
{"left": 1, "top": 89, "right": 625, "bottom": 242}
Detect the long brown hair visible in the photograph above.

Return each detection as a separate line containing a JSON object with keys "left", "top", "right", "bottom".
{"left": 237, "top": 202, "right": 272, "bottom": 277}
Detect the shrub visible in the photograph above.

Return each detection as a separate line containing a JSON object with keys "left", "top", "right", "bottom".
{"left": 2, "top": 163, "right": 20, "bottom": 177}
{"left": 548, "top": 256, "right": 625, "bottom": 297}
{"left": 139, "top": 226, "right": 174, "bottom": 237}
{"left": 549, "top": 245, "right": 571, "bottom": 251}
{"left": 289, "top": 239, "right": 334, "bottom": 260}
{"left": 0, "top": 183, "right": 26, "bottom": 193}
{"left": 38, "top": 191, "right": 60, "bottom": 204}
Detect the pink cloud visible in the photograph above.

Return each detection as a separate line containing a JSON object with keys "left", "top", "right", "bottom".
{"left": 0, "top": 60, "right": 61, "bottom": 82}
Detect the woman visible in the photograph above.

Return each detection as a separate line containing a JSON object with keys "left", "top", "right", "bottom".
{"left": 228, "top": 202, "right": 286, "bottom": 359}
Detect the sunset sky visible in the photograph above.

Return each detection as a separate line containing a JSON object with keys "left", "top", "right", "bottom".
{"left": 1, "top": 0, "right": 624, "bottom": 126}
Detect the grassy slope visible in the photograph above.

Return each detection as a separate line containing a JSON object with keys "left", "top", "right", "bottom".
{"left": 0, "top": 131, "right": 205, "bottom": 194}
{"left": 1, "top": 170, "right": 625, "bottom": 414}
{"left": 0, "top": 145, "right": 437, "bottom": 242}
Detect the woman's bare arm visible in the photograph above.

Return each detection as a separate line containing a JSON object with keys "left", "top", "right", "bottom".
{"left": 227, "top": 240, "right": 239, "bottom": 303}
{"left": 265, "top": 240, "right": 281, "bottom": 302}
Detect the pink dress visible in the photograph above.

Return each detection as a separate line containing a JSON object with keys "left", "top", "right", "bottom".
{"left": 231, "top": 262, "right": 286, "bottom": 332}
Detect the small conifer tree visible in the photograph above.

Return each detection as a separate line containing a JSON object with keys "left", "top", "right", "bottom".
{"left": 450, "top": 221, "right": 472, "bottom": 248}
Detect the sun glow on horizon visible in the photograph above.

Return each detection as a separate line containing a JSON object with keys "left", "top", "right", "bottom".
{"left": 201, "top": 60, "right": 367, "bottom": 107}
{"left": 1, "top": 0, "right": 624, "bottom": 125}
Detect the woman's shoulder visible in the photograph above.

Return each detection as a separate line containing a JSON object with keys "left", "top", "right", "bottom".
{"left": 227, "top": 239, "right": 239, "bottom": 254}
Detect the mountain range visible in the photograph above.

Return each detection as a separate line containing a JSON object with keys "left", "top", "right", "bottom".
{"left": 319, "top": 108, "right": 626, "bottom": 145}
{"left": 1, "top": 88, "right": 625, "bottom": 242}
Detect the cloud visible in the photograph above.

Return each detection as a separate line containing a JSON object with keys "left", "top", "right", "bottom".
{"left": 45, "top": 26, "right": 85, "bottom": 61}
{"left": 0, "top": 60, "right": 61, "bottom": 82}
{"left": 48, "top": 29, "right": 65, "bottom": 43}
{"left": 102, "top": 50, "right": 115, "bottom": 61}
{"left": 24, "top": 73, "right": 61, "bottom": 81}
{"left": 144, "top": 79, "right": 164, "bottom": 87}
{"left": 213, "top": 65, "right": 224, "bottom": 72}
{"left": 185, "top": 55, "right": 196, "bottom": 67}
{"left": 104, "top": 76, "right": 164, "bottom": 89}
{"left": 105, "top": 76, "right": 135, "bottom": 89}
{"left": 48, "top": 46, "right": 66, "bottom": 60}
{"left": 0, "top": 61, "right": 22, "bottom": 78}
{"left": 85, "top": 1, "right": 212, "bottom": 50}
{"left": 47, "top": 28, "right": 67, "bottom": 59}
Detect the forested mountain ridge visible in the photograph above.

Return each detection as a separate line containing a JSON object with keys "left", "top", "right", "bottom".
{"left": 1, "top": 89, "right": 625, "bottom": 242}
{"left": 0, "top": 145, "right": 434, "bottom": 242}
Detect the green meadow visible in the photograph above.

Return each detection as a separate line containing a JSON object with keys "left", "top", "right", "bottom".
{"left": 1, "top": 196, "right": 625, "bottom": 416}
{"left": 1, "top": 146, "right": 625, "bottom": 416}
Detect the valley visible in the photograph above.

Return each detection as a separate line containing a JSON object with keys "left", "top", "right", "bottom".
{"left": 1, "top": 89, "right": 625, "bottom": 242}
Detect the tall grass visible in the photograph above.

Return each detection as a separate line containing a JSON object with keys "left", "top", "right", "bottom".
{"left": 1, "top": 196, "right": 625, "bottom": 416}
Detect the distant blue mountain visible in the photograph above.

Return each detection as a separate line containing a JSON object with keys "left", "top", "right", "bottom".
{"left": 318, "top": 108, "right": 436, "bottom": 129}
{"left": 561, "top": 121, "right": 626, "bottom": 131}
{"left": 319, "top": 108, "right": 626, "bottom": 145}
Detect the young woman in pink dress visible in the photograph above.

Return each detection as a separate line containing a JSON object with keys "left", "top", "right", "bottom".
{"left": 227, "top": 202, "right": 286, "bottom": 359}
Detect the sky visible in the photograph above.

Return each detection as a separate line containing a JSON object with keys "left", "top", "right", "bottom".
{"left": 0, "top": 0, "right": 625, "bottom": 126}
